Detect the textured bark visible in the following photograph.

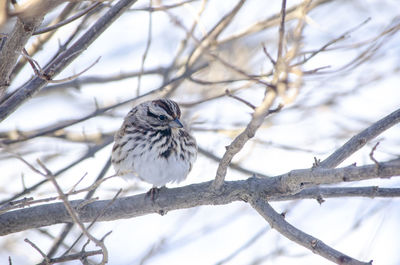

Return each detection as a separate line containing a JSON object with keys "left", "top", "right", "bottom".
{"left": 1, "top": 159, "right": 399, "bottom": 236}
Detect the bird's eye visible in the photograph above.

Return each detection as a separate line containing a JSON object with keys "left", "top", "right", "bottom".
{"left": 158, "top": 115, "right": 167, "bottom": 121}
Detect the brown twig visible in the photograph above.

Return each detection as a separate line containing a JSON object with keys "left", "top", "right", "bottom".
{"left": 46, "top": 158, "right": 112, "bottom": 258}
{"left": 0, "top": 63, "right": 206, "bottom": 146}
{"left": 61, "top": 189, "right": 121, "bottom": 258}
{"left": 276, "top": 0, "right": 287, "bottom": 62}
{"left": 213, "top": 90, "right": 278, "bottom": 189}
{"left": 0, "top": 135, "right": 114, "bottom": 206}
{"left": 37, "top": 250, "right": 103, "bottom": 265}
{"left": 262, "top": 44, "right": 276, "bottom": 65}
{"left": 24, "top": 238, "right": 51, "bottom": 263}
{"left": 137, "top": 0, "right": 153, "bottom": 95}
{"left": 369, "top": 142, "right": 380, "bottom": 168}
{"left": 36, "top": 159, "right": 109, "bottom": 265}
{"left": 198, "top": 146, "right": 269, "bottom": 178}
{"left": 294, "top": 17, "right": 371, "bottom": 67}
{"left": 0, "top": 196, "right": 59, "bottom": 215}
{"left": 33, "top": 2, "right": 103, "bottom": 35}
{"left": 129, "top": 0, "right": 198, "bottom": 12}
{"left": 21, "top": 48, "right": 101, "bottom": 83}
{"left": 225, "top": 89, "right": 256, "bottom": 110}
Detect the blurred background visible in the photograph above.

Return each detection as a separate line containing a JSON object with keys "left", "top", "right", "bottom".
{"left": 0, "top": 0, "right": 400, "bottom": 264}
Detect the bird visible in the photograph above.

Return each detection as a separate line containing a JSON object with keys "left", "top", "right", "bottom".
{"left": 111, "top": 98, "right": 197, "bottom": 197}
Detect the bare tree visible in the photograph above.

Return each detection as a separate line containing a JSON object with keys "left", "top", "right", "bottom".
{"left": 0, "top": 0, "right": 399, "bottom": 264}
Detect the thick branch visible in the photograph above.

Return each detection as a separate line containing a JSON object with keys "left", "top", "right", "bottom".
{"left": 0, "top": 19, "right": 41, "bottom": 96}
{"left": 0, "top": 0, "right": 68, "bottom": 96}
{"left": 1, "top": 159, "right": 399, "bottom": 236}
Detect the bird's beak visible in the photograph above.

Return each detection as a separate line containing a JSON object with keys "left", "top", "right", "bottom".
{"left": 169, "top": 118, "right": 183, "bottom": 128}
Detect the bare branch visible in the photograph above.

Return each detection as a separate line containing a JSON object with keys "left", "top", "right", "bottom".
{"left": 213, "top": 90, "right": 277, "bottom": 189}
{"left": 136, "top": 0, "right": 153, "bottom": 95}
{"left": 24, "top": 238, "right": 50, "bottom": 263}
{"left": 198, "top": 146, "right": 270, "bottom": 178}
{"left": 0, "top": 0, "right": 140, "bottom": 122}
{"left": 37, "top": 250, "right": 103, "bottom": 265}
{"left": 276, "top": 0, "right": 287, "bottom": 62}
{"left": 33, "top": 2, "right": 103, "bottom": 35}
{"left": 0, "top": 135, "right": 114, "bottom": 205}
{"left": 1, "top": 159, "right": 399, "bottom": 236}
{"left": 37, "top": 159, "right": 109, "bottom": 265}
{"left": 249, "top": 197, "right": 371, "bottom": 265}
{"left": 0, "top": 0, "right": 68, "bottom": 96}
{"left": 225, "top": 89, "right": 256, "bottom": 110}
{"left": 319, "top": 107, "right": 400, "bottom": 168}
{"left": 271, "top": 186, "right": 400, "bottom": 201}
{"left": 369, "top": 142, "right": 380, "bottom": 167}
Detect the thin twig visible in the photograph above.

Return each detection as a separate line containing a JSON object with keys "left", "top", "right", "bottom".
{"left": 225, "top": 89, "right": 256, "bottom": 109}
{"left": 0, "top": 0, "right": 141, "bottom": 122}
{"left": 0, "top": 196, "right": 58, "bottom": 215}
{"left": 276, "top": 0, "right": 287, "bottom": 61}
{"left": 0, "top": 63, "right": 207, "bottom": 146}
{"left": 62, "top": 189, "right": 121, "bottom": 257}
{"left": 0, "top": 135, "right": 114, "bottom": 205}
{"left": 198, "top": 146, "right": 269, "bottom": 178}
{"left": 369, "top": 142, "right": 380, "bottom": 168}
{"left": 37, "top": 250, "right": 103, "bottom": 265}
{"left": 21, "top": 48, "right": 101, "bottom": 83}
{"left": 46, "top": 159, "right": 112, "bottom": 258}
{"left": 24, "top": 238, "right": 50, "bottom": 263}
{"left": 44, "top": 56, "right": 102, "bottom": 84}
{"left": 36, "top": 159, "right": 109, "bottom": 265}
{"left": 68, "top": 173, "right": 88, "bottom": 194}
{"left": 213, "top": 90, "right": 278, "bottom": 189}
{"left": 294, "top": 17, "right": 371, "bottom": 67}
{"left": 129, "top": 0, "right": 198, "bottom": 12}
{"left": 137, "top": 0, "right": 153, "bottom": 95}
{"left": 215, "top": 227, "right": 269, "bottom": 265}
{"left": 33, "top": 2, "right": 103, "bottom": 35}
{"left": 262, "top": 44, "right": 276, "bottom": 65}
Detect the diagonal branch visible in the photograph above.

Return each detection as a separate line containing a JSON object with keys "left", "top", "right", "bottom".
{"left": 0, "top": 0, "right": 68, "bottom": 96}
{"left": 319, "top": 107, "right": 400, "bottom": 168}
{"left": 249, "top": 196, "right": 371, "bottom": 265}
{"left": 36, "top": 160, "right": 109, "bottom": 265}
{"left": 213, "top": 90, "right": 277, "bottom": 189}
{"left": 0, "top": 0, "right": 139, "bottom": 122}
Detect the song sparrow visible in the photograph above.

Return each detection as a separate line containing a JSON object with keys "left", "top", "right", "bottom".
{"left": 111, "top": 99, "right": 197, "bottom": 191}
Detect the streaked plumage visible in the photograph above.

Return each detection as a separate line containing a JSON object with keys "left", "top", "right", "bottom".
{"left": 111, "top": 99, "right": 197, "bottom": 187}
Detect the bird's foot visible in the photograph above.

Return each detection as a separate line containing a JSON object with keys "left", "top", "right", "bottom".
{"left": 146, "top": 187, "right": 161, "bottom": 201}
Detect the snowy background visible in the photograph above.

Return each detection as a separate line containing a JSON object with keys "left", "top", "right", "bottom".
{"left": 1, "top": 0, "right": 400, "bottom": 264}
